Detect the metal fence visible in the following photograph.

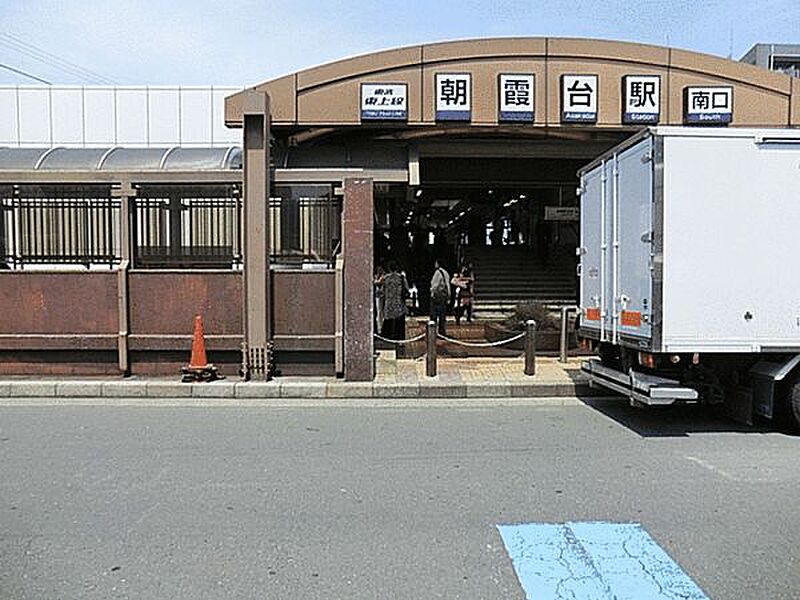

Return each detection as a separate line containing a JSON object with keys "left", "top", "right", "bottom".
{"left": 1, "top": 182, "right": 342, "bottom": 270}
{"left": 270, "top": 184, "right": 341, "bottom": 266}
{"left": 134, "top": 184, "right": 242, "bottom": 268}
{"left": 1, "top": 184, "right": 119, "bottom": 268}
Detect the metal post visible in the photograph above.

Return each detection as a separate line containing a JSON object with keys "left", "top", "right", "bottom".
{"left": 168, "top": 192, "right": 182, "bottom": 261}
{"left": 112, "top": 181, "right": 135, "bottom": 376}
{"left": 426, "top": 320, "right": 437, "bottom": 377}
{"left": 559, "top": 306, "right": 570, "bottom": 363}
{"left": 525, "top": 319, "right": 537, "bottom": 376}
{"left": 242, "top": 91, "right": 271, "bottom": 381}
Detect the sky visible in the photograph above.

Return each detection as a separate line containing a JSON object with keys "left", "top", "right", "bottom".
{"left": 0, "top": 0, "right": 798, "bottom": 86}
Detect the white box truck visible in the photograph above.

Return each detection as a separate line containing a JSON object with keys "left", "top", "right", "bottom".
{"left": 577, "top": 126, "right": 800, "bottom": 429}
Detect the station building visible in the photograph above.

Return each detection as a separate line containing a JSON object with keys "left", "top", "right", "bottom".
{"left": 1, "top": 37, "right": 799, "bottom": 379}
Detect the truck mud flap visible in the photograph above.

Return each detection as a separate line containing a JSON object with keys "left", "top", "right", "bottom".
{"left": 581, "top": 359, "right": 698, "bottom": 406}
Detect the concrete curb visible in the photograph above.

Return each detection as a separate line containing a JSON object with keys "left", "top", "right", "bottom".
{"left": 0, "top": 377, "right": 599, "bottom": 400}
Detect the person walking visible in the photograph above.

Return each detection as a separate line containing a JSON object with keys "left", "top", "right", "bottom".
{"left": 374, "top": 265, "right": 386, "bottom": 334}
{"left": 430, "top": 260, "right": 450, "bottom": 336}
{"left": 381, "top": 262, "right": 409, "bottom": 341}
{"left": 451, "top": 265, "right": 475, "bottom": 325}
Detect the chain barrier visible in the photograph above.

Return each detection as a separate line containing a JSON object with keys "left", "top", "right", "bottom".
{"left": 374, "top": 332, "right": 426, "bottom": 345}
{"left": 437, "top": 331, "right": 526, "bottom": 348}
{"left": 375, "top": 321, "right": 537, "bottom": 378}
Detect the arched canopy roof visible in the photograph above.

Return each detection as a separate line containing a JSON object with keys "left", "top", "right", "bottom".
{"left": 0, "top": 146, "right": 242, "bottom": 171}
{"left": 226, "top": 37, "right": 800, "bottom": 129}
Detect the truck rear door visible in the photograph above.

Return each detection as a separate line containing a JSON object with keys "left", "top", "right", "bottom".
{"left": 579, "top": 165, "right": 603, "bottom": 337}
{"left": 614, "top": 137, "right": 654, "bottom": 343}
{"left": 580, "top": 135, "right": 654, "bottom": 345}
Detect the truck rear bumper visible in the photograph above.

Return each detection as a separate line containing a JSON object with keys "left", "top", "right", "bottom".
{"left": 581, "top": 359, "right": 699, "bottom": 406}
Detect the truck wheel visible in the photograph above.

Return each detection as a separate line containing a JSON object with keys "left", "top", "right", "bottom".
{"left": 787, "top": 381, "right": 800, "bottom": 432}
{"left": 598, "top": 343, "right": 620, "bottom": 369}
{"left": 776, "top": 380, "right": 800, "bottom": 432}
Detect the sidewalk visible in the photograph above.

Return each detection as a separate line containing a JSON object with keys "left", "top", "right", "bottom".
{"left": 0, "top": 355, "right": 598, "bottom": 400}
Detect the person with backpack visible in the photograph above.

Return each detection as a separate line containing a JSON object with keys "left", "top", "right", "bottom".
{"left": 430, "top": 260, "right": 451, "bottom": 336}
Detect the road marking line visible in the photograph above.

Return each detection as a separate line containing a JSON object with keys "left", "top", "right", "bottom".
{"left": 685, "top": 455, "right": 737, "bottom": 481}
{"left": 497, "top": 521, "right": 708, "bottom": 600}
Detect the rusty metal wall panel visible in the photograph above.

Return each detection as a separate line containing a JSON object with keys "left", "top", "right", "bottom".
{"left": 272, "top": 270, "right": 335, "bottom": 336}
{"left": 128, "top": 271, "right": 243, "bottom": 336}
{"left": 128, "top": 350, "right": 242, "bottom": 377}
{"left": 127, "top": 334, "right": 241, "bottom": 351}
{"left": 0, "top": 272, "right": 117, "bottom": 334}
{"left": 0, "top": 335, "right": 117, "bottom": 351}
{"left": 0, "top": 350, "right": 120, "bottom": 376}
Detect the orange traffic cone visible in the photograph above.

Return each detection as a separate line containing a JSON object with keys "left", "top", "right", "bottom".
{"left": 189, "top": 315, "right": 209, "bottom": 368}
{"left": 181, "top": 315, "right": 221, "bottom": 382}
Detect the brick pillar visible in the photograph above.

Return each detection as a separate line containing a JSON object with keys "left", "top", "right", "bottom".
{"left": 343, "top": 178, "right": 374, "bottom": 381}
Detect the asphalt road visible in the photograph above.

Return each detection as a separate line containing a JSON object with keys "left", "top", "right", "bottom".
{"left": 1, "top": 397, "right": 798, "bottom": 599}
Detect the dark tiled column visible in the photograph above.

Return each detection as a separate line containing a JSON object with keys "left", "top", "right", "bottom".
{"left": 343, "top": 178, "right": 374, "bottom": 381}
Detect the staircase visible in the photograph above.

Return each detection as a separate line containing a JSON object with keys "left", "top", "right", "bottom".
{"left": 464, "top": 246, "right": 577, "bottom": 316}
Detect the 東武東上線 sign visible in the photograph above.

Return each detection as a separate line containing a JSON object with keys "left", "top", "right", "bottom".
{"left": 361, "top": 83, "right": 408, "bottom": 121}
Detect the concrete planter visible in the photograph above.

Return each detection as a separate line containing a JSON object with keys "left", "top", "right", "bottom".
{"left": 484, "top": 322, "right": 576, "bottom": 353}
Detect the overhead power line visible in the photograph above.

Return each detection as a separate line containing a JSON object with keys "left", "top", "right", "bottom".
{"left": 0, "top": 62, "right": 51, "bottom": 84}
{"left": 0, "top": 32, "right": 116, "bottom": 84}
{"left": 0, "top": 31, "right": 116, "bottom": 84}
{"left": 0, "top": 34, "right": 113, "bottom": 84}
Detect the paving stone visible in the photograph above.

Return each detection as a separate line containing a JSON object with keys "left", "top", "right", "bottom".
{"left": 234, "top": 382, "right": 282, "bottom": 399}
{"left": 279, "top": 381, "right": 327, "bottom": 398}
{"left": 418, "top": 382, "right": 467, "bottom": 398}
{"left": 372, "top": 382, "right": 419, "bottom": 398}
{"left": 191, "top": 382, "right": 236, "bottom": 398}
{"left": 102, "top": 381, "right": 149, "bottom": 398}
{"left": 326, "top": 382, "right": 373, "bottom": 399}
{"left": 9, "top": 381, "right": 57, "bottom": 397}
{"left": 0, "top": 382, "right": 9, "bottom": 397}
{"left": 465, "top": 382, "right": 512, "bottom": 398}
{"left": 56, "top": 381, "right": 103, "bottom": 397}
{"left": 556, "top": 383, "right": 579, "bottom": 396}
{"left": 509, "top": 382, "right": 561, "bottom": 397}
{"left": 146, "top": 381, "right": 194, "bottom": 398}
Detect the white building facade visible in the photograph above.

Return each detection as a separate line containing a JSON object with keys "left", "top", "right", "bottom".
{"left": 0, "top": 85, "right": 242, "bottom": 148}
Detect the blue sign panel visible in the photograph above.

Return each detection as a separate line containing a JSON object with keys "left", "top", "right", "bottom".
{"left": 361, "top": 83, "right": 407, "bottom": 121}
{"left": 684, "top": 86, "right": 733, "bottom": 124}
{"left": 623, "top": 75, "right": 660, "bottom": 124}
{"left": 499, "top": 74, "right": 535, "bottom": 122}
{"left": 562, "top": 75, "right": 598, "bottom": 123}
{"left": 436, "top": 73, "right": 471, "bottom": 121}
